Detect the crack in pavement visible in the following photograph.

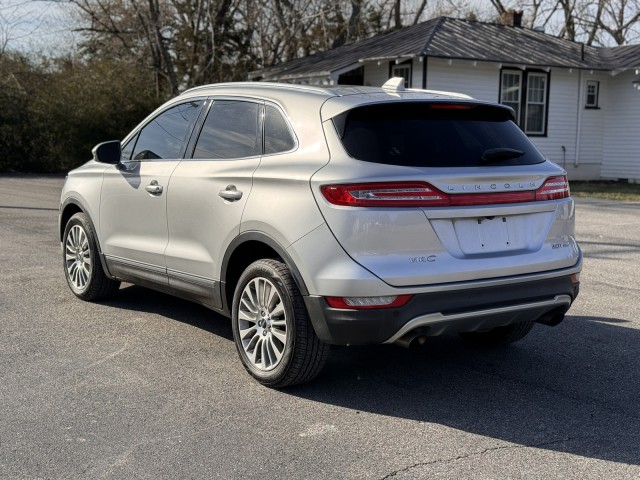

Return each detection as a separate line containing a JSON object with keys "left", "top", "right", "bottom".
{"left": 379, "top": 436, "right": 580, "bottom": 479}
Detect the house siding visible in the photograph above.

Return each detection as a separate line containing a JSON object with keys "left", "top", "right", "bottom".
{"left": 362, "top": 59, "right": 609, "bottom": 181}
{"left": 530, "top": 69, "right": 604, "bottom": 180}
{"left": 602, "top": 71, "right": 640, "bottom": 181}
{"left": 425, "top": 58, "right": 498, "bottom": 102}
{"left": 363, "top": 61, "right": 392, "bottom": 87}
{"left": 577, "top": 72, "right": 608, "bottom": 179}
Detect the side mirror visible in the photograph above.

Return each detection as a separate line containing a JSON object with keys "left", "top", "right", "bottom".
{"left": 92, "top": 140, "right": 121, "bottom": 165}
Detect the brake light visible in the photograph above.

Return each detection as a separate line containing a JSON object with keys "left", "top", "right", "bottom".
{"left": 428, "top": 104, "right": 474, "bottom": 110}
{"left": 536, "top": 175, "right": 570, "bottom": 201}
{"left": 325, "top": 295, "right": 413, "bottom": 310}
{"left": 320, "top": 183, "right": 449, "bottom": 207}
{"left": 321, "top": 176, "right": 570, "bottom": 207}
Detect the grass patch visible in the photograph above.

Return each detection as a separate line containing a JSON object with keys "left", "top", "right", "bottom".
{"left": 570, "top": 181, "right": 640, "bottom": 202}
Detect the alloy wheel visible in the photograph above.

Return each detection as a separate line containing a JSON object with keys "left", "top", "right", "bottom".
{"left": 237, "top": 277, "right": 288, "bottom": 371}
{"left": 65, "top": 224, "right": 92, "bottom": 292}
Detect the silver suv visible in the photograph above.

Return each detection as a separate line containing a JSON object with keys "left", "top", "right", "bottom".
{"left": 60, "top": 79, "right": 582, "bottom": 387}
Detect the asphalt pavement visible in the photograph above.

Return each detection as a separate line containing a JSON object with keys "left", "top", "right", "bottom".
{"left": 1, "top": 175, "right": 639, "bottom": 479}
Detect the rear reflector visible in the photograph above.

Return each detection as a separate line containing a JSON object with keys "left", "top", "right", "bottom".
{"left": 325, "top": 295, "right": 412, "bottom": 310}
{"left": 321, "top": 176, "right": 569, "bottom": 207}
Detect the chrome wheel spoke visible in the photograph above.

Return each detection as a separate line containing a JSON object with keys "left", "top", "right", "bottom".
{"left": 261, "top": 338, "right": 270, "bottom": 368}
{"left": 239, "top": 325, "right": 257, "bottom": 340}
{"left": 79, "top": 264, "right": 90, "bottom": 286}
{"left": 271, "top": 328, "right": 287, "bottom": 344}
{"left": 267, "top": 336, "right": 284, "bottom": 362}
{"left": 246, "top": 338, "right": 260, "bottom": 365}
{"left": 270, "top": 302, "right": 285, "bottom": 320}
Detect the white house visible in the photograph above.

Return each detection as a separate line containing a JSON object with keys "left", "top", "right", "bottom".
{"left": 250, "top": 16, "right": 640, "bottom": 181}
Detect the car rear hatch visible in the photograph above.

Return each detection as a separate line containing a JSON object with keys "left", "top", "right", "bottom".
{"left": 311, "top": 99, "right": 580, "bottom": 287}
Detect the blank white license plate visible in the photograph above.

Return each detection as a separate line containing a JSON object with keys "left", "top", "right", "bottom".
{"left": 453, "top": 216, "right": 523, "bottom": 254}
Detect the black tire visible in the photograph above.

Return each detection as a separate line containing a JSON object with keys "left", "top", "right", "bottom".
{"left": 231, "top": 259, "right": 329, "bottom": 388}
{"left": 63, "top": 212, "right": 120, "bottom": 301}
{"left": 459, "top": 320, "right": 535, "bottom": 347}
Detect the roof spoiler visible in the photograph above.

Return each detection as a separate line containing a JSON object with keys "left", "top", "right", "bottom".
{"left": 382, "top": 77, "right": 406, "bottom": 92}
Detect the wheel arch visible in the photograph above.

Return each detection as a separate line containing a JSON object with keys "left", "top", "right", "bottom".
{"left": 60, "top": 198, "right": 115, "bottom": 280}
{"left": 221, "top": 232, "right": 309, "bottom": 313}
{"left": 59, "top": 198, "right": 85, "bottom": 241}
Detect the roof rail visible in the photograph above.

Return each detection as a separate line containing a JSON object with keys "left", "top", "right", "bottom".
{"left": 180, "top": 81, "right": 334, "bottom": 96}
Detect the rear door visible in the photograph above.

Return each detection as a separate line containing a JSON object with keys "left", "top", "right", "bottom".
{"left": 312, "top": 100, "right": 579, "bottom": 287}
{"left": 163, "top": 99, "right": 263, "bottom": 308}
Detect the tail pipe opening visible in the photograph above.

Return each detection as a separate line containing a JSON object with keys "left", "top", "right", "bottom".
{"left": 536, "top": 307, "right": 569, "bottom": 327}
{"left": 394, "top": 333, "right": 428, "bottom": 349}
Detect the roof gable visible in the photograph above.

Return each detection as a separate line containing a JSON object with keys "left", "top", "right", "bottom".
{"left": 254, "top": 17, "right": 640, "bottom": 81}
{"left": 424, "top": 18, "right": 602, "bottom": 69}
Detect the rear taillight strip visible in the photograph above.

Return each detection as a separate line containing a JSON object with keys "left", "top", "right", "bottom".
{"left": 321, "top": 176, "right": 570, "bottom": 207}
{"left": 535, "top": 176, "right": 570, "bottom": 201}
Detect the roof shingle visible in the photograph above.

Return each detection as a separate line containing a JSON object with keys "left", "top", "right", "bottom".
{"left": 253, "top": 17, "right": 640, "bottom": 81}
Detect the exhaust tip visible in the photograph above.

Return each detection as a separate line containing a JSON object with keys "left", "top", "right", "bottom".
{"left": 395, "top": 334, "right": 428, "bottom": 349}
{"left": 536, "top": 309, "right": 566, "bottom": 327}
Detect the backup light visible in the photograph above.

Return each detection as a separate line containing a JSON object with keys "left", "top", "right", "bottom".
{"left": 325, "top": 295, "right": 413, "bottom": 310}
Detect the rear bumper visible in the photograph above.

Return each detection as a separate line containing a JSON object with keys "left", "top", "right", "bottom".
{"left": 304, "top": 272, "right": 580, "bottom": 345}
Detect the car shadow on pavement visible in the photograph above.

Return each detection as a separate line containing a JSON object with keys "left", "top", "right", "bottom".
{"left": 285, "top": 315, "right": 640, "bottom": 466}
{"left": 96, "top": 287, "right": 640, "bottom": 466}
{"left": 100, "top": 284, "right": 234, "bottom": 341}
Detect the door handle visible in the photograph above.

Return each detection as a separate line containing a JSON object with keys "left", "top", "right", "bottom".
{"left": 218, "top": 185, "right": 243, "bottom": 201}
{"left": 145, "top": 180, "right": 163, "bottom": 195}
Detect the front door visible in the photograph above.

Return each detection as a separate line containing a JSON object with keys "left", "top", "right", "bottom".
{"left": 100, "top": 100, "right": 204, "bottom": 285}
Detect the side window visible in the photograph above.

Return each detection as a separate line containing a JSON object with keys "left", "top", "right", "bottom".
{"left": 264, "top": 105, "right": 296, "bottom": 154}
{"left": 120, "top": 134, "right": 137, "bottom": 161}
{"left": 193, "top": 100, "right": 262, "bottom": 159}
{"left": 132, "top": 101, "right": 202, "bottom": 160}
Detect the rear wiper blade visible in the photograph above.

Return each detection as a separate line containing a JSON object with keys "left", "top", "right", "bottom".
{"left": 481, "top": 148, "right": 525, "bottom": 163}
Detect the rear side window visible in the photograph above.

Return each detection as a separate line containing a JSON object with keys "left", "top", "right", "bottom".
{"left": 264, "top": 105, "right": 296, "bottom": 154}
{"left": 132, "top": 101, "right": 202, "bottom": 160}
{"left": 193, "top": 100, "right": 262, "bottom": 159}
{"left": 334, "top": 102, "right": 545, "bottom": 167}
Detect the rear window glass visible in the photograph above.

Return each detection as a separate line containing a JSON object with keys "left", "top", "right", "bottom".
{"left": 334, "top": 103, "right": 545, "bottom": 167}
{"left": 193, "top": 100, "right": 262, "bottom": 159}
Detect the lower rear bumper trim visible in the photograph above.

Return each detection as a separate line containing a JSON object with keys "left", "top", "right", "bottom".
{"left": 383, "top": 294, "right": 572, "bottom": 344}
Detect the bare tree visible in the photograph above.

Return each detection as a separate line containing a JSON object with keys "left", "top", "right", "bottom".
{"left": 485, "top": 0, "right": 640, "bottom": 45}
{"left": 0, "top": 0, "right": 57, "bottom": 53}
{"left": 597, "top": 0, "right": 640, "bottom": 44}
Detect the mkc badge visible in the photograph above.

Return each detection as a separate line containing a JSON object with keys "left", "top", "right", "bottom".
{"left": 410, "top": 255, "right": 436, "bottom": 263}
